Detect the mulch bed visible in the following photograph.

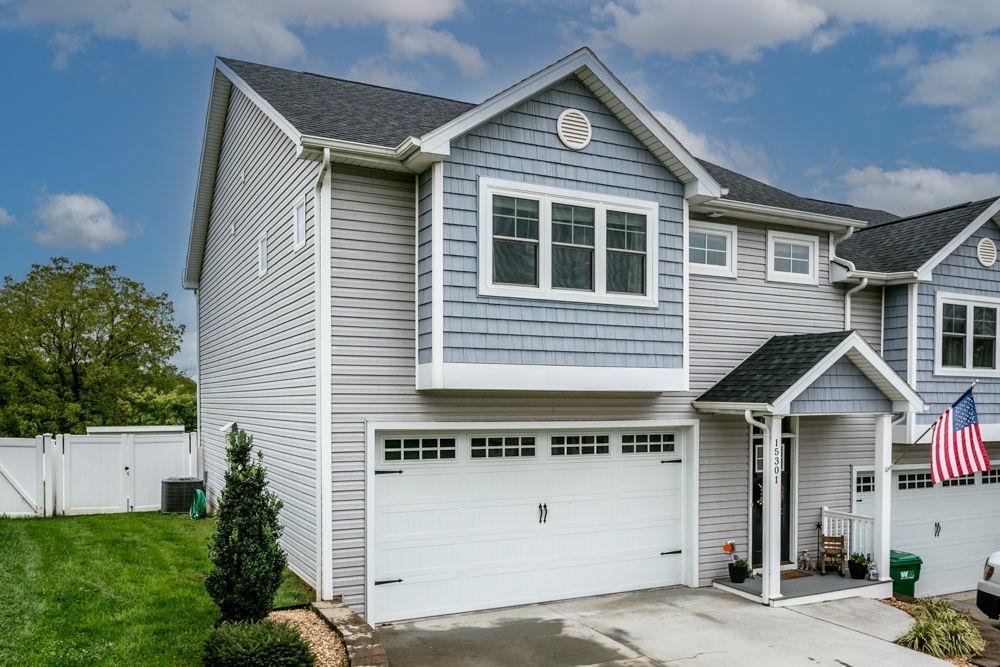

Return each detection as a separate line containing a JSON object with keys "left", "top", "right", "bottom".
{"left": 269, "top": 609, "right": 348, "bottom": 667}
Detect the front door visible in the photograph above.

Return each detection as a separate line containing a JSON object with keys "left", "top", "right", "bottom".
{"left": 750, "top": 418, "right": 796, "bottom": 568}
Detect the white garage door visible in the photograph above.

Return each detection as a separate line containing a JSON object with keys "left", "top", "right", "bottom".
{"left": 857, "top": 466, "right": 1000, "bottom": 596}
{"left": 369, "top": 429, "right": 688, "bottom": 623}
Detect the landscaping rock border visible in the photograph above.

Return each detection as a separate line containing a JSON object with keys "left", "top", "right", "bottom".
{"left": 313, "top": 600, "right": 388, "bottom": 667}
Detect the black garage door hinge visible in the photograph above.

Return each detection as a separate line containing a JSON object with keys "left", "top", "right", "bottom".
{"left": 660, "top": 459, "right": 682, "bottom": 464}
{"left": 374, "top": 579, "right": 403, "bottom": 586}
{"left": 660, "top": 549, "right": 682, "bottom": 555}
{"left": 375, "top": 470, "right": 404, "bottom": 475}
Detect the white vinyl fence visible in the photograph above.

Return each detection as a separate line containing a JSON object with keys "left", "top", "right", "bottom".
{"left": 0, "top": 430, "right": 198, "bottom": 517}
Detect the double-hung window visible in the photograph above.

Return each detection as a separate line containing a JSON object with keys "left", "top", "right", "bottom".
{"left": 766, "top": 230, "right": 818, "bottom": 285}
{"left": 689, "top": 220, "right": 737, "bottom": 278}
{"left": 936, "top": 293, "right": 1000, "bottom": 375}
{"left": 480, "top": 178, "right": 658, "bottom": 307}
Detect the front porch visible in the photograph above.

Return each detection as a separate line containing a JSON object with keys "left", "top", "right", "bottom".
{"left": 713, "top": 571, "right": 893, "bottom": 608}
{"left": 693, "top": 331, "right": 927, "bottom": 607}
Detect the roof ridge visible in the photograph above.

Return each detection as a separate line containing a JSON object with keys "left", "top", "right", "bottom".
{"left": 850, "top": 198, "right": 992, "bottom": 233}
{"left": 800, "top": 195, "right": 896, "bottom": 216}
{"left": 219, "top": 56, "right": 476, "bottom": 107}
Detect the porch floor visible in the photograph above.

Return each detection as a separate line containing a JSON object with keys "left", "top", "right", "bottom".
{"left": 713, "top": 571, "right": 893, "bottom": 607}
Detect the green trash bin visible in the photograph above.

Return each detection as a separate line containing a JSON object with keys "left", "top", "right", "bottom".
{"left": 889, "top": 550, "right": 923, "bottom": 597}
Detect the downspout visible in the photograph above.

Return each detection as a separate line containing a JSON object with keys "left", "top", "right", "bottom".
{"left": 313, "top": 147, "right": 335, "bottom": 600}
{"left": 830, "top": 227, "right": 867, "bottom": 330}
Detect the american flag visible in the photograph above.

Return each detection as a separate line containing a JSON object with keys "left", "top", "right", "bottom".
{"left": 930, "top": 389, "right": 991, "bottom": 485}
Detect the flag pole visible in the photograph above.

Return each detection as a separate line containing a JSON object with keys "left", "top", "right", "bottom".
{"left": 889, "top": 380, "right": 978, "bottom": 470}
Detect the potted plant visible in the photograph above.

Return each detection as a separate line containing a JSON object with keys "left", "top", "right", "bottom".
{"left": 848, "top": 553, "right": 872, "bottom": 580}
{"left": 729, "top": 558, "right": 751, "bottom": 583}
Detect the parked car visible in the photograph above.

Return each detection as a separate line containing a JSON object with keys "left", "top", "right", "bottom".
{"left": 977, "top": 551, "right": 1000, "bottom": 620}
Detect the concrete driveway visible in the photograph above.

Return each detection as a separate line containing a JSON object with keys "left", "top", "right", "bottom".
{"left": 376, "top": 587, "right": 947, "bottom": 666}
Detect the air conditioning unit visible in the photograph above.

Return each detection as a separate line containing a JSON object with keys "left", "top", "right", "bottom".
{"left": 161, "top": 477, "right": 205, "bottom": 514}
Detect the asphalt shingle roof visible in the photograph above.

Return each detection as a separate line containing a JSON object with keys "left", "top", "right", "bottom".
{"left": 696, "top": 331, "right": 854, "bottom": 405}
{"left": 697, "top": 160, "right": 900, "bottom": 226}
{"left": 221, "top": 58, "right": 903, "bottom": 227}
{"left": 220, "top": 58, "right": 474, "bottom": 148}
{"left": 837, "top": 198, "right": 997, "bottom": 273}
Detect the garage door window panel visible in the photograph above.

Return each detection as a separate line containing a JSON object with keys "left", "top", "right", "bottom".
{"left": 621, "top": 433, "right": 675, "bottom": 454}
{"left": 383, "top": 437, "right": 457, "bottom": 462}
{"left": 898, "top": 472, "right": 933, "bottom": 490}
{"left": 471, "top": 435, "right": 536, "bottom": 459}
{"left": 551, "top": 434, "right": 610, "bottom": 456}
{"left": 983, "top": 469, "right": 1000, "bottom": 484}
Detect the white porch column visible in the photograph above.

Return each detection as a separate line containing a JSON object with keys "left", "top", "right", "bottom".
{"left": 874, "top": 413, "right": 893, "bottom": 580}
{"left": 761, "top": 415, "right": 783, "bottom": 604}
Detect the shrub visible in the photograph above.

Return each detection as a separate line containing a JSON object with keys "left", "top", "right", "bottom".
{"left": 896, "top": 598, "right": 985, "bottom": 659}
{"left": 206, "top": 429, "right": 287, "bottom": 623}
{"left": 203, "top": 620, "right": 315, "bottom": 667}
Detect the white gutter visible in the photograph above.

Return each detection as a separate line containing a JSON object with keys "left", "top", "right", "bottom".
{"left": 831, "top": 227, "right": 869, "bottom": 329}
{"left": 314, "top": 147, "right": 335, "bottom": 601}
{"left": 694, "top": 199, "right": 868, "bottom": 231}
{"left": 843, "top": 277, "right": 868, "bottom": 330}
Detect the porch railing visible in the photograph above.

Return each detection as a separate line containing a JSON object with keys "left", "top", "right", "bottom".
{"left": 821, "top": 506, "right": 875, "bottom": 558}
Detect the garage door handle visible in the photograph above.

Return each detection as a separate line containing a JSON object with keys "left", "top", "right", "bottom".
{"left": 543, "top": 503, "right": 548, "bottom": 523}
{"left": 934, "top": 521, "right": 941, "bottom": 537}
{"left": 375, "top": 470, "right": 403, "bottom": 475}
{"left": 374, "top": 579, "right": 403, "bottom": 586}
{"left": 661, "top": 549, "right": 682, "bottom": 555}
{"left": 539, "top": 503, "right": 543, "bottom": 523}
{"left": 660, "top": 460, "right": 682, "bottom": 464}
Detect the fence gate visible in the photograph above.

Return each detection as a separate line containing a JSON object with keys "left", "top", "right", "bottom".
{"left": 0, "top": 437, "right": 47, "bottom": 517}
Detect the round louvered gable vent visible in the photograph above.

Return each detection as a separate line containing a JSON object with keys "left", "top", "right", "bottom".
{"left": 556, "top": 109, "right": 592, "bottom": 150}
{"left": 978, "top": 238, "right": 997, "bottom": 267}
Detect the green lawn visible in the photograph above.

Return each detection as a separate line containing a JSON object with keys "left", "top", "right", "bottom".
{"left": 0, "top": 512, "right": 314, "bottom": 666}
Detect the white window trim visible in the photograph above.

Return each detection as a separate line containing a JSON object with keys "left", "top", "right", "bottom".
{"left": 934, "top": 291, "right": 1000, "bottom": 378}
{"left": 689, "top": 219, "right": 737, "bottom": 278}
{"left": 478, "top": 177, "right": 659, "bottom": 308}
{"left": 766, "top": 229, "right": 819, "bottom": 285}
{"left": 292, "top": 195, "right": 307, "bottom": 250}
{"left": 257, "top": 231, "right": 268, "bottom": 277}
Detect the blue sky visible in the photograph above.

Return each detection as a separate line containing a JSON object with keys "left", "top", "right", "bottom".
{"left": 3, "top": 0, "right": 1000, "bottom": 374}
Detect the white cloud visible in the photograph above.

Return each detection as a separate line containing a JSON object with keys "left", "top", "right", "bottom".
{"left": 841, "top": 165, "right": 1000, "bottom": 216}
{"left": 4, "top": 0, "right": 464, "bottom": 65}
{"left": 654, "top": 111, "right": 774, "bottom": 184}
{"left": 387, "top": 25, "right": 486, "bottom": 78}
{"left": 601, "top": 0, "right": 826, "bottom": 62}
{"left": 599, "top": 0, "right": 1000, "bottom": 62}
{"left": 875, "top": 42, "right": 918, "bottom": 69}
{"left": 32, "top": 193, "right": 136, "bottom": 250}
{"left": 0, "top": 207, "right": 15, "bottom": 226}
{"left": 49, "top": 31, "right": 89, "bottom": 70}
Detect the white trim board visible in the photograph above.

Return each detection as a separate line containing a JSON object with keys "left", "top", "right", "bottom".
{"left": 915, "top": 197, "right": 1000, "bottom": 280}
{"left": 416, "top": 363, "right": 687, "bottom": 392}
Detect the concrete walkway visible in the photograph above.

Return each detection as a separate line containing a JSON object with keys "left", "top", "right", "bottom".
{"left": 376, "top": 587, "right": 946, "bottom": 666}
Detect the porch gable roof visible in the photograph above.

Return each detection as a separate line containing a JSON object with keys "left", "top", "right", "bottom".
{"left": 692, "top": 330, "right": 926, "bottom": 415}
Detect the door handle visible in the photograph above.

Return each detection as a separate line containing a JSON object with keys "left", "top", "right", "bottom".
{"left": 539, "top": 503, "right": 543, "bottom": 524}
{"left": 543, "top": 503, "right": 548, "bottom": 523}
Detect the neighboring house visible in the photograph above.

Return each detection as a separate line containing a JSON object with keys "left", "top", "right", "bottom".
{"left": 183, "top": 47, "right": 990, "bottom": 623}
{"left": 838, "top": 198, "right": 1000, "bottom": 596}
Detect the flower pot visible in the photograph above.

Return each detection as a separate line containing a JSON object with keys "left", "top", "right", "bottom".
{"left": 848, "top": 561, "right": 868, "bottom": 579}
{"left": 728, "top": 563, "right": 749, "bottom": 584}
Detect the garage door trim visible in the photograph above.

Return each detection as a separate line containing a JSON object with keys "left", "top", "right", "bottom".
{"left": 364, "top": 418, "right": 700, "bottom": 622}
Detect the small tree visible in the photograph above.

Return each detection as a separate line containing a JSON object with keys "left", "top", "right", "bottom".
{"left": 206, "top": 429, "right": 287, "bottom": 623}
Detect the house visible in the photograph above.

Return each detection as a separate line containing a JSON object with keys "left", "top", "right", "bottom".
{"left": 182, "top": 47, "right": 991, "bottom": 624}
{"left": 837, "top": 198, "right": 1000, "bottom": 596}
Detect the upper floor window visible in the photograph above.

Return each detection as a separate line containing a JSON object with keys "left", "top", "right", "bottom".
{"left": 766, "top": 230, "right": 819, "bottom": 285}
{"left": 689, "top": 220, "right": 737, "bottom": 278}
{"left": 479, "top": 178, "right": 659, "bottom": 307}
{"left": 936, "top": 293, "right": 1000, "bottom": 376}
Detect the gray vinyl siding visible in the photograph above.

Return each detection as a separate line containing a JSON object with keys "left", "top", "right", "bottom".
{"left": 198, "top": 88, "right": 320, "bottom": 587}
{"left": 688, "top": 217, "right": 846, "bottom": 391}
{"left": 328, "top": 164, "right": 882, "bottom": 614}
{"left": 916, "top": 220, "right": 1000, "bottom": 423}
{"left": 796, "top": 416, "right": 877, "bottom": 561}
{"left": 883, "top": 285, "right": 909, "bottom": 379}
{"left": 790, "top": 359, "right": 893, "bottom": 414}
{"left": 439, "top": 76, "right": 684, "bottom": 368}
{"left": 852, "top": 286, "right": 883, "bottom": 353}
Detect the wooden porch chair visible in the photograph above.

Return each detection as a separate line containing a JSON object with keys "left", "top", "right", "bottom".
{"left": 819, "top": 534, "right": 847, "bottom": 576}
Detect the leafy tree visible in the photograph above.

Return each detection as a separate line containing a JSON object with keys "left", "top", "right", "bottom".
{"left": 206, "top": 429, "right": 287, "bottom": 623}
{"left": 0, "top": 258, "right": 189, "bottom": 436}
